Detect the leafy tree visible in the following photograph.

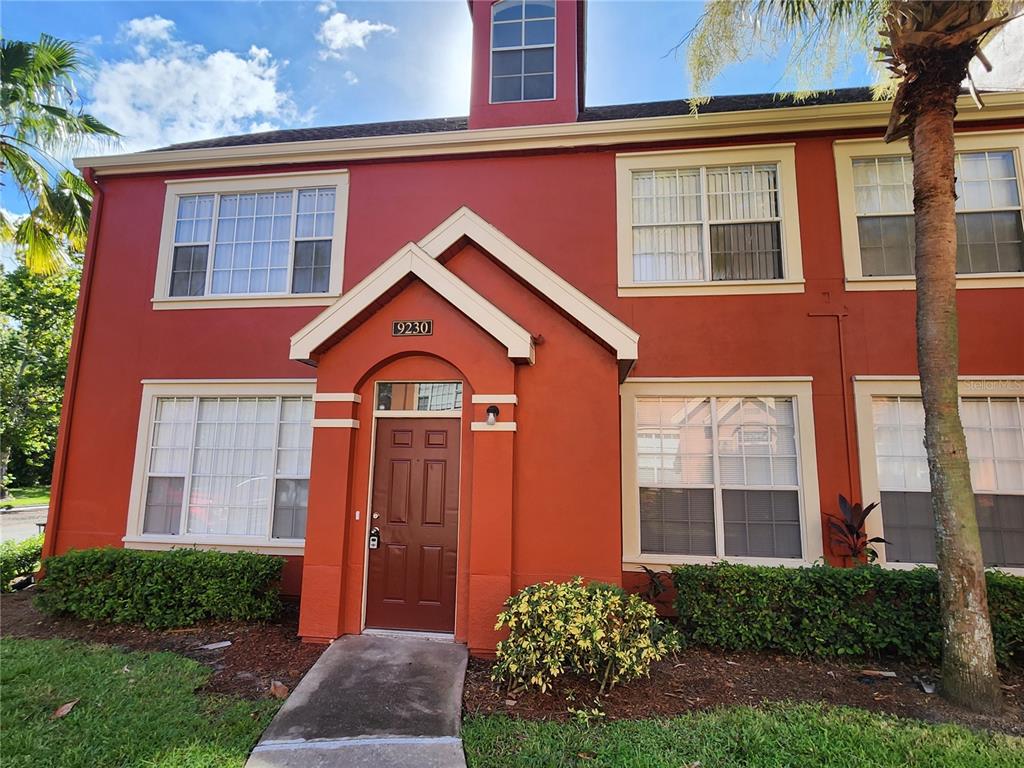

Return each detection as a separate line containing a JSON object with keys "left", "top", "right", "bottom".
{"left": 0, "top": 259, "right": 80, "bottom": 495}
{"left": 684, "top": 0, "right": 1018, "bottom": 712}
{"left": 1, "top": 34, "right": 118, "bottom": 274}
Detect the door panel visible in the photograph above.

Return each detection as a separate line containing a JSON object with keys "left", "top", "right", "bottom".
{"left": 365, "top": 417, "right": 460, "bottom": 632}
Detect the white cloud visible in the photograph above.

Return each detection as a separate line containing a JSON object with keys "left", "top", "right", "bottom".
{"left": 343, "top": 70, "right": 359, "bottom": 85}
{"left": 88, "top": 19, "right": 300, "bottom": 153}
{"left": 120, "top": 15, "right": 176, "bottom": 56}
{"left": 316, "top": 1, "right": 337, "bottom": 14}
{"left": 317, "top": 12, "right": 395, "bottom": 60}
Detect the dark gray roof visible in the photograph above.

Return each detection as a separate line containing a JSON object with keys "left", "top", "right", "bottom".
{"left": 157, "top": 86, "right": 877, "bottom": 152}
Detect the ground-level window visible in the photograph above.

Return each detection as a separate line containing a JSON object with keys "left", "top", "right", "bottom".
{"left": 636, "top": 395, "right": 803, "bottom": 559}
{"left": 141, "top": 395, "right": 313, "bottom": 541}
{"left": 871, "top": 395, "right": 1024, "bottom": 567}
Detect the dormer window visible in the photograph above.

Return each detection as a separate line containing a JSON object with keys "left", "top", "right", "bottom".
{"left": 491, "top": 0, "right": 555, "bottom": 103}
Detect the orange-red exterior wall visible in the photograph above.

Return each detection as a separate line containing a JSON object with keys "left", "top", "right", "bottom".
{"left": 48, "top": 118, "right": 1024, "bottom": 641}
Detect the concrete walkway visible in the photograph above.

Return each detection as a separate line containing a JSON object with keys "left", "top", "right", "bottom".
{"left": 246, "top": 634, "right": 469, "bottom": 768}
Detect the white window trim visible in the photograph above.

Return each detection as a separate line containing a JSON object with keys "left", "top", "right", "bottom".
{"left": 126, "top": 379, "right": 316, "bottom": 555}
{"left": 154, "top": 169, "right": 349, "bottom": 309}
{"left": 620, "top": 377, "right": 823, "bottom": 570}
{"left": 853, "top": 375, "right": 1024, "bottom": 575}
{"left": 834, "top": 130, "right": 1024, "bottom": 292}
{"left": 489, "top": 0, "right": 556, "bottom": 105}
{"left": 615, "top": 144, "right": 805, "bottom": 297}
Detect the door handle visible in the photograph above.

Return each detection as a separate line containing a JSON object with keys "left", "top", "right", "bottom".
{"left": 372, "top": 512, "right": 380, "bottom": 520}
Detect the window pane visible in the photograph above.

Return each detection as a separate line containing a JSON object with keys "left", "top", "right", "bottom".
{"left": 976, "top": 494, "right": 1024, "bottom": 567}
{"left": 524, "top": 19, "right": 554, "bottom": 45}
{"left": 632, "top": 225, "right": 703, "bottom": 283}
{"left": 492, "top": 0, "right": 523, "bottom": 22}
{"left": 523, "top": 47, "right": 553, "bottom": 74}
{"left": 187, "top": 396, "right": 280, "bottom": 537}
{"left": 717, "top": 397, "right": 797, "bottom": 487}
{"left": 170, "top": 245, "right": 208, "bottom": 297}
{"left": 710, "top": 222, "right": 782, "bottom": 280}
{"left": 173, "top": 194, "right": 215, "bottom": 245}
{"left": 492, "top": 20, "right": 522, "bottom": 48}
{"left": 524, "top": 0, "right": 555, "bottom": 19}
{"left": 292, "top": 240, "right": 332, "bottom": 294}
{"left": 723, "top": 489, "right": 801, "bottom": 558}
{"left": 956, "top": 212, "right": 1023, "bottom": 274}
{"left": 492, "top": 50, "right": 523, "bottom": 76}
{"left": 879, "top": 491, "right": 937, "bottom": 563}
{"left": 640, "top": 487, "right": 716, "bottom": 555}
{"left": 376, "top": 382, "right": 463, "bottom": 412}
{"left": 143, "top": 477, "right": 184, "bottom": 535}
{"left": 491, "top": 75, "right": 522, "bottom": 102}
{"left": 273, "top": 479, "right": 308, "bottom": 539}
{"left": 523, "top": 73, "right": 553, "bottom": 100}
{"left": 858, "top": 215, "right": 914, "bottom": 276}
{"left": 213, "top": 191, "right": 293, "bottom": 295}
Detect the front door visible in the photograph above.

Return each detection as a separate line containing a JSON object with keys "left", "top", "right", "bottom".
{"left": 365, "top": 417, "right": 460, "bottom": 632}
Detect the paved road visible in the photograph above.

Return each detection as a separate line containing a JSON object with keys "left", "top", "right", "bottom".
{"left": 0, "top": 507, "right": 48, "bottom": 543}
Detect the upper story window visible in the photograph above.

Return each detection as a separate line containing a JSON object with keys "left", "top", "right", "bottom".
{"left": 156, "top": 171, "right": 349, "bottom": 309}
{"left": 834, "top": 132, "right": 1024, "bottom": 291}
{"left": 853, "top": 150, "right": 1023, "bottom": 277}
{"left": 615, "top": 145, "right": 804, "bottom": 296}
{"left": 491, "top": 0, "right": 555, "bottom": 103}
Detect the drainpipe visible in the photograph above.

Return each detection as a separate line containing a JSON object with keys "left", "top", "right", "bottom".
{"left": 808, "top": 308, "right": 859, "bottom": 502}
{"left": 41, "top": 167, "right": 104, "bottom": 560}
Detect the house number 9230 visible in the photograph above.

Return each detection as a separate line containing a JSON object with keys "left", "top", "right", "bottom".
{"left": 392, "top": 320, "right": 433, "bottom": 336}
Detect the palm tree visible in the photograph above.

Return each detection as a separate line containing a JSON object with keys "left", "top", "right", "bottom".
{"left": 685, "top": 0, "right": 1018, "bottom": 712}
{"left": 1, "top": 34, "right": 119, "bottom": 274}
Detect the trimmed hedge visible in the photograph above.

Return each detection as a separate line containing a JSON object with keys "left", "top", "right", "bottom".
{"left": 672, "top": 563, "right": 1024, "bottom": 666}
{"left": 0, "top": 533, "right": 44, "bottom": 592}
{"left": 36, "top": 547, "right": 284, "bottom": 629}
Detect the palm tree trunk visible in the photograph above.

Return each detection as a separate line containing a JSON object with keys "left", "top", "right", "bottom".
{"left": 910, "top": 81, "right": 1002, "bottom": 713}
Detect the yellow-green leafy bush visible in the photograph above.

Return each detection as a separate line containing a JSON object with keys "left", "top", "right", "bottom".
{"left": 492, "top": 577, "right": 675, "bottom": 693}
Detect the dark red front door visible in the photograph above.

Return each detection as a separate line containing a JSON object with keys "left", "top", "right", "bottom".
{"left": 365, "top": 418, "right": 460, "bottom": 632}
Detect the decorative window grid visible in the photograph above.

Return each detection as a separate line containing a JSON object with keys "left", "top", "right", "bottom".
{"left": 169, "top": 186, "right": 336, "bottom": 298}
{"left": 141, "top": 395, "right": 313, "bottom": 541}
{"left": 853, "top": 150, "right": 1024, "bottom": 277}
{"left": 490, "top": 0, "right": 555, "bottom": 103}
{"left": 636, "top": 395, "right": 802, "bottom": 559}
{"left": 630, "top": 164, "right": 784, "bottom": 284}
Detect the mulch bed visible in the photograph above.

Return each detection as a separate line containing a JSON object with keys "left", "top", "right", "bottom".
{"left": 463, "top": 650, "right": 1024, "bottom": 735}
{"left": 0, "top": 589, "right": 323, "bottom": 700}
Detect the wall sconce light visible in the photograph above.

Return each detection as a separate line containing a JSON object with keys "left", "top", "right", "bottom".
{"left": 486, "top": 405, "right": 500, "bottom": 426}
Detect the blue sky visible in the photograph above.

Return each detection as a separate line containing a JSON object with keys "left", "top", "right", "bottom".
{"left": 2, "top": 0, "right": 879, "bottom": 221}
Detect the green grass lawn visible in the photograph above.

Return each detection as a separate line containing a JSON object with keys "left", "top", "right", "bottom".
{"left": 2, "top": 485, "right": 51, "bottom": 508}
{"left": 463, "top": 704, "right": 1024, "bottom": 768}
{"left": 1, "top": 638, "right": 279, "bottom": 768}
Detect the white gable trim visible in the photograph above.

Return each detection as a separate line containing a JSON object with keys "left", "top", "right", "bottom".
{"left": 417, "top": 207, "right": 639, "bottom": 363}
{"left": 289, "top": 243, "right": 534, "bottom": 363}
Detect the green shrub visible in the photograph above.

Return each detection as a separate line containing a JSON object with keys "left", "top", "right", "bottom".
{"left": 671, "top": 562, "right": 1024, "bottom": 666}
{"left": 493, "top": 577, "right": 677, "bottom": 694}
{"left": 36, "top": 547, "right": 284, "bottom": 629}
{"left": 0, "top": 534, "right": 44, "bottom": 592}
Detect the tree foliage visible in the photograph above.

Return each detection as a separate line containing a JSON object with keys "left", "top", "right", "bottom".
{"left": 0, "top": 259, "right": 80, "bottom": 493}
{"left": 1, "top": 34, "right": 118, "bottom": 274}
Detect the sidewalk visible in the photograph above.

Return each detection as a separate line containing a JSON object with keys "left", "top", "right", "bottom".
{"left": 246, "top": 633, "right": 468, "bottom": 768}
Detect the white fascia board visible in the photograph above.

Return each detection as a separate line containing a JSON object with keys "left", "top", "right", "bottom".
{"left": 289, "top": 243, "right": 534, "bottom": 363}
{"left": 418, "top": 207, "right": 639, "bottom": 361}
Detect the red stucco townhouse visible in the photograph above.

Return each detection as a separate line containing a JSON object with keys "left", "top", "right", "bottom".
{"left": 52, "top": 0, "right": 1024, "bottom": 654}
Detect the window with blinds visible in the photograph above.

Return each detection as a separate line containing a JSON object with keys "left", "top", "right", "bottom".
{"left": 636, "top": 395, "right": 802, "bottom": 559}
{"left": 872, "top": 395, "right": 1024, "bottom": 567}
{"left": 141, "top": 395, "right": 313, "bottom": 541}
{"left": 853, "top": 150, "right": 1024, "bottom": 277}
{"left": 630, "top": 164, "right": 784, "bottom": 284}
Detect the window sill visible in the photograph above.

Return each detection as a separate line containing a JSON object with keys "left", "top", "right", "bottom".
{"left": 845, "top": 274, "right": 1024, "bottom": 292}
{"left": 618, "top": 279, "right": 805, "bottom": 297}
{"left": 123, "top": 535, "right": 304, "bottom": 556}
{"left": 152, "top": 294, "right": 340, "bottom": 310}
{"left": 880, "top": 560, "right": 1024, "bottom": 576}
{"left": 623, "top": 554, "right": 813, "bottom": 571}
